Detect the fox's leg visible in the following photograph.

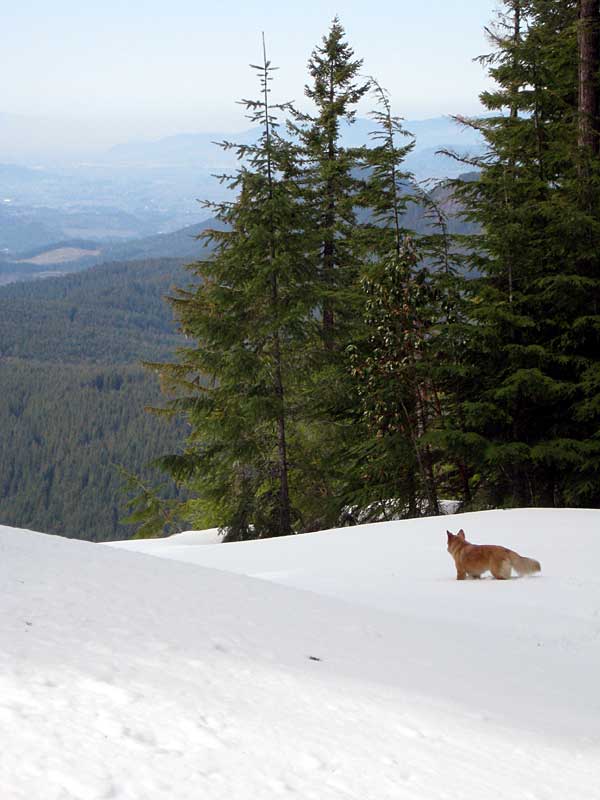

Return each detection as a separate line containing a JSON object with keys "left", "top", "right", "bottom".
{"left": 491, "top": 559, "right": 511, "bottom": 580}
{"left": 456, "top": 569, "right": 467, "bottom": 580}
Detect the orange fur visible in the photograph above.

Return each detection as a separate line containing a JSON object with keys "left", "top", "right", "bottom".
{"left": 446, "top": 529, "right": 541, "bottom": 580}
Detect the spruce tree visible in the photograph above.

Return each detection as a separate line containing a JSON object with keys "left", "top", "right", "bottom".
{"left": 292, "top": 16, "right": 370, "bottom": 350}
{"left": 348, "top": 83, "right": 432, "bottom": 516}
{"left": 568, "top": 0, "right": 600, "bottom": 503}
{"left": 276, "top": 18, "right": 373, "bottom": 529}
{"left": 154, "top": 42, "right": 314, "bottom": 539}
{"left": 448, "top": 0, "right": 600, "bottom": 507}
{"left": 357, "top": 79, "right": 415, "bottom": 258}
{"left": 349, "top": 237, "right": 442, "bottom": 517}
{"left": 348, "top": 81, "right": 477, "bottom": 517}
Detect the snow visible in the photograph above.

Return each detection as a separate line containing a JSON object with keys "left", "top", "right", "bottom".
{"left": 2, "top": 509, "right": 600, "bottom": 799}
{"left": 113, "top": 527, "right": 224, "bottom": 551}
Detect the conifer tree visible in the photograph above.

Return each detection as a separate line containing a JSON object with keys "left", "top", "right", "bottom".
{"left": 347, "top": 80, "right": 481, "bottom": 517}
{"left": 569, "top": 0, "right": 600, "bottom": 503}
{"left": 358, "top": 80, "right": 415, "bottom": 258}
{"left": 276, "top": 18, "right": 373, "bottom": 529}
{"left": 347, "top": 85, "right": 446, "bottom": 517}
{"left": 155, "top": 42, "right": 314, "bottom": 539}
{"left": 349, "top": 237, "right": 442, "bottom": 517}
{"left": 448, "top": 0, "right": 600, "bottom": 507}
{"left": 292, "top": 16, "right": 370, "bottom": 350}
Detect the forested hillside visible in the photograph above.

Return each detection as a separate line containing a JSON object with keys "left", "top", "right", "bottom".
{"left": 0, "top": 258, "right": 186, "bottom": 363}
{"left": 0, "top": 258, "right": 192, "bottom": 541}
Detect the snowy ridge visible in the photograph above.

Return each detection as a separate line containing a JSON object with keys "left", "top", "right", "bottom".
{"left": 2, "top": 509, "right": 600, "bottom": 798}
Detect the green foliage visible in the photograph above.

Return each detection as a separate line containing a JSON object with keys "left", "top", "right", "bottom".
{"left": 444, "top": 0, "right": 600, "bottom": 507}
{"left": 349, "top": 240, "right": 442, "bottom": 516}
{"left": 346, "top": 81, "right": 472, "bottom": 517}
{"left": 148, "top": 22, "right": 394, "bottom": 539}
{"left": 291, "top": 16, "right": 370, "bottom": 349}
{"left": 357, "top": 79, "right": 415, "bottom": 257}
{"left": 0, "top": 257, "right": 190, "bottom": 541}
{"left": 119, "top": 466, "right": 185, "bottom": 539}
{"left": 0, "top": 258, "right": 187, "bottom": 363}
{"left": 0, "top": 360, "right": 185, "bottom": 541}
{"left": 153, "top": 43, "right": 321, "bottom": 540}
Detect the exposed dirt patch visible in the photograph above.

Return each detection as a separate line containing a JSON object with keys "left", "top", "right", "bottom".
{"left": 17, "top": 247, "right": 101, "bottom": 265}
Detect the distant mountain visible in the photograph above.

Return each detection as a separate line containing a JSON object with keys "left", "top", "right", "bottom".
{"left": 0, "top": 216, "right": 223, "bottom": 285}
{"left": 0, "top": 257, "right": 190, "bottom": 364}
{"left": 97, "top": 216, "right": 225, "bottom": 263}
{"left": 0, "top": 201, "right": 162, "bottom": 257}
{"left": 104, "top": 129, "right": 259, "bottom": 167}
{"left": 404, "top": 146, "right": 481, "bottom": 181}
{"left": 103, "top": 116, "right": 485, "bottom": 180}
{"left": 342, "top": 115, "right": 483, "bottom": 149}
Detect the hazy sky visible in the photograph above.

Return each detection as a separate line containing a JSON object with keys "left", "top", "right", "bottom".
{"left": 3, "top": 0, "right": 497, "bottom": 145}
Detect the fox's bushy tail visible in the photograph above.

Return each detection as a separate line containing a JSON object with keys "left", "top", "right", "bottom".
{"left": 509, "top": 552, "right": 541, "bottom": 576}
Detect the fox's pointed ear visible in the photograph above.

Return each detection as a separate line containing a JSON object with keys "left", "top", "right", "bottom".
{"left": 446, "top": 530, "right": 453, "bottom": 540}
{"left": 457, "top": 529, "right": 465, "bottom": 540}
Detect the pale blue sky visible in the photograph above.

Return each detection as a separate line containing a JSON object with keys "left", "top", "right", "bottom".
{"left": 3, "top": 0, "right": 498, "bottom": 142}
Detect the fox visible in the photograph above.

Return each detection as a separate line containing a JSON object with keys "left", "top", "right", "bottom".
{"left": 446, "top": 529, "right": 541, "bottom": 580}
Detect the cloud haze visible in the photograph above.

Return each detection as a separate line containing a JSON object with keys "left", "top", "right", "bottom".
{"left": 2, "top": 0, "right": 496, "bottom": 158}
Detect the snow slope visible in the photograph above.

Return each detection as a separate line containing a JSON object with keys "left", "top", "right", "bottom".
{"left": 2, "top": 509, "right": 599, "bottom": 799}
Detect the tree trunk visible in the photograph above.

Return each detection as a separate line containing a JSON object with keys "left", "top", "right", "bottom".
{"left": 272, "top": 319, "right": 293, "bottom": 536}
{"left": 578, "top": 0, "right": 600, "bottom": 156}
{"left": 458, "top": 461, "right": 472, "bottom": 505}
{"left": 262, "top": 36, "right": 293, "bottom": 536}
{"left": 322, "top": 234, "right": 335, "bottom": 350}
{"left": 510, "top": 0, "right": 521, "bottom": 120}
{"left": 506, "top": 0, "right": 522, "bottom": 302}
{"left": 322, "top": 64, "right": 337, "bottom": 351}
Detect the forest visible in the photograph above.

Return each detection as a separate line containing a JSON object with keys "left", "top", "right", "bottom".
{"left": 133, "top": 1, "right": 600, "bottom": 540}
{"left": 0, "top": 258, "right": 189, "bottom": 540}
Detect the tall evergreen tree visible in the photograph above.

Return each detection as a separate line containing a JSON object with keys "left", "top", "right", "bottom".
{"left": 292, "top": 16, "right": 370, "bottom": 350}
{"left": 137, "top": 23, "right": 384, "bottom": 538}
{"left": 358, "top": 79, "right": 415, "bottom": 258}
{"left": 348, "top": 83, "right": 433, "bottom": 517}
{"left": 570, "top": 0, "right": 600, "bottom": 503}
{"left": 349, "top": 237, "right": 442, "bottom": 517}
{"left": 448, "top": 0, "right": 600, "bottom": 507}
{"left": 275, "top": 18, "right": 373, "bottom": 529}
{"left": 154, "top": 42, "right": 314, "bottom": 539}
{"left": 348, "top": 82, "right": 471, "bottom": 516}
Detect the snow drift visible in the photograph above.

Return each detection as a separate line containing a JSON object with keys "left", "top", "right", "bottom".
{"left": 1, "top": 508, "right": 599, "bottom": 798}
